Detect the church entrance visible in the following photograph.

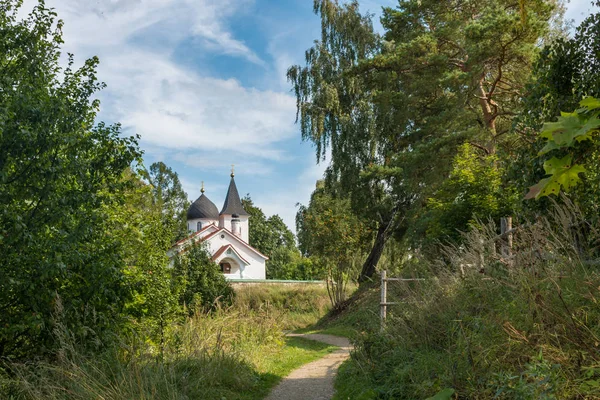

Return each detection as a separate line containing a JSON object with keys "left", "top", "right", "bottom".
{"left": 219, "top": 257, "right": 240, "bottom": 276}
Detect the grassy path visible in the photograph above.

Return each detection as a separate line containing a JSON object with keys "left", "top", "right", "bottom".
{"left": 239, "top": 335, "right": 339, "bottom": 400}
{"left": 264, "top": 334, "right": 352, "bottom": 400}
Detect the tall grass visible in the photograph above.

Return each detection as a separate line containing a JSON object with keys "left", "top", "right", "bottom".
{"left": 1, "top": 284, "right": 333, "bottom": 399}
{"left": 233, "top": 284, "right": 331, "bottom": 329}
{"left": 335, "top": 202, "right": 600, "bottom": 399}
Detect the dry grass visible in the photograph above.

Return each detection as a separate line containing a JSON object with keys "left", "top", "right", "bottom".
{"left": 232, "top": 283, "right": 332, "bottom": 330}
{"left": 334, "top": 201, "right": 600, "bottom": 399}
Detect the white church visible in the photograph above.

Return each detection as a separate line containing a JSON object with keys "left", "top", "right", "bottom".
{"left": 169, "top": 171, "right": 268, "bottom": 280}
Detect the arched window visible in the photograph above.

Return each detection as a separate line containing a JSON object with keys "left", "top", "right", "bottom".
{"left": 197, "top": 221, "right": 202, "bottom": 231}
{"left": 220, "top": 262, "right": 231, "bottom": 273}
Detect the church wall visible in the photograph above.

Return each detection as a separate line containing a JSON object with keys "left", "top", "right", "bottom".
{"left": 239, "top": 216, "right": 249, "bottom": 242}
{"left": 187, "top": 218, "right": 218, "bottom": 233}
{"left": 206, "top": 233, "right": 266, "bottom": 279}
{"left": 218, "top": 215, "right": 249, "bottom": 243}
{"left": 219, "top": 214, "right": 232, "bottom": 232}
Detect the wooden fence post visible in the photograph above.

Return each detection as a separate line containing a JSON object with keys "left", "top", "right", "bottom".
{"left": 501, "top": 217, "right": 513, "bottom": 260}
{"left": 380, "top": 270, "right": 387, "bottom": 331}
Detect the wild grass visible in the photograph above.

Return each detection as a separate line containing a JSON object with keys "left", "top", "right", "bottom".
{"left": 1, "top": 284, "right": 336, "bottom": 400}
{"left": 333, "top": 202, "right": 600, "bottom": 399}
{"left": 232, "top": 283, "right": 332, "bottom": 330}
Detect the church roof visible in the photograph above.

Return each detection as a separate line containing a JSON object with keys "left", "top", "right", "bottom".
{"left": 220, "top": 176, "right": 248, "bottom": 216}
{"left": 187, "top": 193, "right": 219, "bottom": 220}
{"left": 212, "top": 244, "right": 250, "bottom": 265}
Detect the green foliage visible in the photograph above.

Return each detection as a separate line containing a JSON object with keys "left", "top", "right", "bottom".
{"left": 0, "top": 1, "right": 141, "bottom": 360}
{"left": 527, "top": 98, "right": 600, "bottom": 199}
{"left": 172, "top": 243, "right": 234, "bottom": 313}
{"left": 267, "top": 247, "right": 326, "bottom": 280}
{"left": 290, "top": 0, "right": 562, "bottom": 278}
{"left": 1, "top": 310, "right": 336, "bottom": 400}
{"left": 426, "top": 388, "right": 456, "bottom": 400}
{"left": 512, "top": 4, "right": 600, "bottom": 211}
{"left": 241, "top": 195, "right": 310, "bottom": 279}
{"left": 332, "top": 205, "right": 600, "bottom": 399}
{"left": 141, "top": 161, "right": 189, "bottom": 241}
{"left": 421, "top": 144, "right": 515, "bottom": 248}
{"left": 242, "top": 196, "right": 296, "bottom": 256}
{"left": 296, "top": 181, "right": 369, "bottom": 260}
{"left": 296, "top": 181, "right": 369, "bottom": 307}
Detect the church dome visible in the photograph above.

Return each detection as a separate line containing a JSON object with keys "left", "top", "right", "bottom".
{"left": 187, "top": 193, "right": 219, "bottom": 220}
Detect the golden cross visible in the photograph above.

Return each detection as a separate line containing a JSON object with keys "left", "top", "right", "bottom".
{"left": 231, "top": 164, "right": 235, "bottom": 177}
{"left": 201, "top": 181, "right": 205, "bottom": 193}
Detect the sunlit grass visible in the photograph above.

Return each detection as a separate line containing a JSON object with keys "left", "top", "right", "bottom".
{"left": 2, "top": 285, "right": 336, "bottom": 400}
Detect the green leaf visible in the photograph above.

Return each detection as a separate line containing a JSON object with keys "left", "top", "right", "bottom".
{"left": 543, "top": 155, "right": 574, "bottom": 175}
{"left": 539, "top": 113, "right": 599, "bottom": 155}
{"left": 528, "top": 156, "right": 586, "bottom": 199}
{"left": 525, "top": 178, "right": 550, "bottom": 200}
{"left": 580, "top": 97, "right": 600, "bottom": 111}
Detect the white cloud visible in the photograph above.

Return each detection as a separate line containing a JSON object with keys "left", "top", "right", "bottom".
{"left": 253, "top": 152, "right": 329, "bottom": 233}
{"left": 28, "top": 0, "right": 298, "bottom": 165}
{"left": 100, "top": 51, "right": 296, "bottom": 156}
{"left": 173, "top": 151, "right": 275, "bottom": 176}
{"left": 51, "top": 0, "right": 262, "bottom": 64}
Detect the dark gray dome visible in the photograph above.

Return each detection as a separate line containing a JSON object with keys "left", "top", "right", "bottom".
{"left": 187, "top": 193, "right": 219, "bottom": 220}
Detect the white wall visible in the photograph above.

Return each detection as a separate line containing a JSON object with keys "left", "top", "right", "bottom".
{"left": 188, "top": 218, "right": 218, "bottom": 233}
{"left": 219, "top": 214, "right": 249, "bottom": 242}
{"left": 239, "top": 216, "right": 249, "bottom": 243}
{"left": 207, "top": 232, "right": 266, "bottom": 279}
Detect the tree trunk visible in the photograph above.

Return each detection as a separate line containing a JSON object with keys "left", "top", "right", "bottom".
{"left": 358, "top": 221, "right": 389, "bottom": 283}
{"left": 477, "top": 75, "right": 498, "bottom": 153}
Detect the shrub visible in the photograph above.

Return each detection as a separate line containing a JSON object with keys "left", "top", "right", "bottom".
{"left": 172, "top": 243, "right": 235, "bottom": 313}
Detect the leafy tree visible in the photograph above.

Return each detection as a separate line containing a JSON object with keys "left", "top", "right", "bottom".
{"left": 242, "top": 196, "right": 295, "bottom": 255}
{"left": 511, "top": 3, "right": 600, "bottom": 214}
{"left": 172, "top": 243, "right": 234, "bottom": 313}
{"left": 267, "top": 247, "right": 325, "bottom": 280}
{"left": 111, "top": 169, "right": 181, "bottom": 351}
{"left": 288, "top": 0, "right": 409, "bottom": 282}
{"left": 296, "top": 181, "right": 370, "bottom": 308}
{"left": 141, "top": 161, "right": 189, "bottom": 241}
{"left": 0, "top": 1, "right": 141, "bottom": 360}
{"left": 289, "top": 0, "right": 562, "bottom": 279}
{"left": 419, "top": 144, "right": 514, "bottom": 248}
{"left": 241, "top": 195, "right": 304, "bottom": 279}
{"left": 526, "top": 98, "right": 600, "bottom": 199}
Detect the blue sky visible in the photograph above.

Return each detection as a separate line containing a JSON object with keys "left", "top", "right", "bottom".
{"left": 27, "top": 0, "right": 598, "bottom": 232}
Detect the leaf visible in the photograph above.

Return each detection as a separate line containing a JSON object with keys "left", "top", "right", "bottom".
{"left": 538, "top": 140, "right": 561, "bottom": 155}
{"left": 528, "top": 156, "right": 586, "bottom": 199}
{"left": 426, "top": 388, "right": 455, "bottom": 400}
{"left": 525, "top": 177, "right": 550, "bottom": 200}
{"left": 543, "top": 155, "right": 573, "bottom": 175}
{"left": 580, "top": 97, "right": 600, "bottom": 111}
{"left": 539, "top": 113, "right": 599, "bottom": 154}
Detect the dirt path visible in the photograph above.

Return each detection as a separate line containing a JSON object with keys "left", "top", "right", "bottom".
{"left": 265, "top": 333, "right": 352, "bottom": 400}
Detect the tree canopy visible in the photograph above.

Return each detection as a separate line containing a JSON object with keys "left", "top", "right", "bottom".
{"left": 289, "top": 0, "right": 565, "bottom": 277}
{"left": 0, "top": 1, "right": 141, "bottom": 359}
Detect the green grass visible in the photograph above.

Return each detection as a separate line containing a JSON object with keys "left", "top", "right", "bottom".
{"left": 247, "top": 336, "right": 338, "bottom": 399}
{"left": 233, "top": 283, "right": 332, "bottom": 330}
{"left": 294, "top": 282, "right": 379, "bottom": 340}
{"left": 2, "top": 287, "right": 337, "bottom": 400}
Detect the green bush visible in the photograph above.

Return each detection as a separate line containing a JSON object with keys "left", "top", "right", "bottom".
{"left": 1, "top": 309, "right": 282, "bottom": 400}
{"left": 172, "top": 243, "right": 235, "bottom": 313}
